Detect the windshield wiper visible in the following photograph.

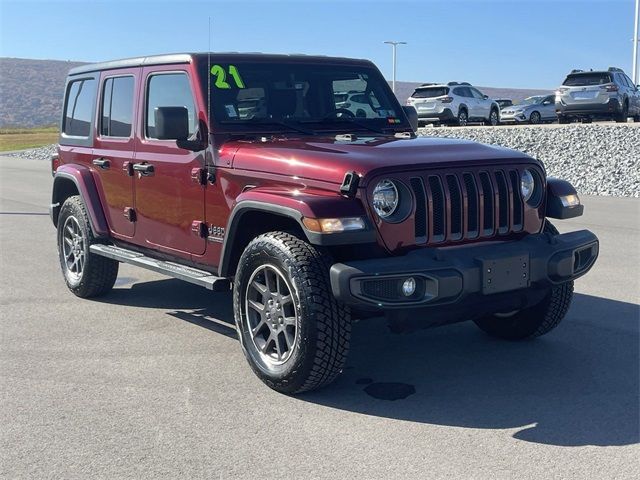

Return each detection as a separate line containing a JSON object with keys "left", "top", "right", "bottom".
{"left": 220, "top": 118, "right": 316, "bottom": 135}
{"left": 301, "top": 117, "right": 395, "bottom": 135}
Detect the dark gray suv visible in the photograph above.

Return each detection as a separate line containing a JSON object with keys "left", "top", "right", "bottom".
{"left": 555, "top": 67, "right": 640, "bottom": 123}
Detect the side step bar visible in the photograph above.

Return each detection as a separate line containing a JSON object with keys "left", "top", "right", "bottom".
{"left": 90, "top": 244, "right": 230, "bottom": 292}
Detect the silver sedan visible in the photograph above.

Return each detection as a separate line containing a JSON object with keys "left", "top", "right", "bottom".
{"left": 500, "top": 95, "right": 557, "bottom": 124}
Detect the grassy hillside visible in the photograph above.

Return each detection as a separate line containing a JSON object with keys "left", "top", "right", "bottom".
{"left": 0, "top": 126, "right": 59, "bottom": 152}
{"left": 0, "top": 58, "right": 86, "bottom": 128}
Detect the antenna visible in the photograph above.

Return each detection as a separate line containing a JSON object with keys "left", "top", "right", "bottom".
{"left": 207, "top": 17, "right": 212, "bottom": 170}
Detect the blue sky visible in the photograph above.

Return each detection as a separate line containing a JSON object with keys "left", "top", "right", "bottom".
{"left": 0, "top": 0, "right": 637, "bottom": 89}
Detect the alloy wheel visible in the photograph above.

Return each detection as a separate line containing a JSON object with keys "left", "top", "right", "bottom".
{"left": 245, "top": 264, "right": 299, "bottom": 365}
{"left": 62, "top": 215, "right": 85, "bottom": 282}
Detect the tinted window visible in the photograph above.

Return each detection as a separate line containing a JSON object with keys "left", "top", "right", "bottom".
{"left": 453, "top": 87, "right": 472, "bottom": 98}
{"left": 412, "top": 87, "right": 449, "bottom": 98}
{"left": 563, "top": 73, "right": 612, "bottom": 86}
{"left": 146, "top": 73, "right": 196, "bottom": 138}
{"left": 623, "top": 74, "right": 636, "bottom": 88}
{"left": 469, "top": 88, "right": 485, "bottom": 99}
{"left": 101, "top": 76, "right": 134, "bottom": 137}
{"left": 63, "top": 78, "right": 96, "bottom": 137}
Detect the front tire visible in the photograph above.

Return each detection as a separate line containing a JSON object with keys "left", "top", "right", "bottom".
{"left": 57, "top": 196, "right": 118, "bottom": 298}
{"left": 529, "top": 111, "right": 541, "bottom": 124}
{"left": 473, "top": 222, "right": 574, "bottom": 340}
{"left": 484, "top": 108, "right": 499, "bottom": 126}
{"left": 233, "top": 231, "right": 351, "bottom": 394}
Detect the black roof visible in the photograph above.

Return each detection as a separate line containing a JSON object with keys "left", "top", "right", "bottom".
{"left": 68, "top": 52, "right": 373, "bottom": 76}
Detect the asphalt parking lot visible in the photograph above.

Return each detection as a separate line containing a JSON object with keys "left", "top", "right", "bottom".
{"left": 1, "top": 155, "right": 638, "bottom": 479}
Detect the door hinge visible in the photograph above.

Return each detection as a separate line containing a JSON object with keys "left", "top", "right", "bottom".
{"left": 123, "top": 161, "right": 134, "bottom": 177}
{"left": 191, "top": 220, "right": 207, "bottom": 237}
{"left": 191, "top": 167, "right": 206, "bottom": 185}
{"left": 123, "top": 207, "right": 136, "bottom": 222}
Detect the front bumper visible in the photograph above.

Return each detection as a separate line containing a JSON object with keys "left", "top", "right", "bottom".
{"left": 330, "top": 229, "right": 598, "bottom": 311}
{"left": 500, "top": 111, "right": 528, "bottom": 123}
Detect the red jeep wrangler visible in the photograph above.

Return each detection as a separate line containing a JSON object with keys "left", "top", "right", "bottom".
{"left": 51, "top": 53, "right": 598, "bottom": 393}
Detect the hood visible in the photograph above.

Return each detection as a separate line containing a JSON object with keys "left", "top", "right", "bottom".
{"left": 228, "top": 135, "right": 533, "bottom": 186}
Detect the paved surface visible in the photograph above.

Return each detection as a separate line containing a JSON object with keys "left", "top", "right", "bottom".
{"left": 1, "top": 155, "right": 638, "bottom": 479}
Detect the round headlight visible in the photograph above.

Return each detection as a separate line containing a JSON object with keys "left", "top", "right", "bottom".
{"left": 520, "top": 169, "right": 535, "bottom": 203}
{"left": 372, "top": 179, "right": 399, "bottom": 218}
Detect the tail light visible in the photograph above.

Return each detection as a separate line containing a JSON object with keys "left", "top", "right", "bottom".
{"left": 600, "top": 84, "right": 618, "bottom": 92}
{"left": 439, "top": 96, "right": 454, "bottom": 104}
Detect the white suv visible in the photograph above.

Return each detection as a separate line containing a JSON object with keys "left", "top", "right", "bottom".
{"left": 407, "top": 82, "right": 500, "bottom": 126}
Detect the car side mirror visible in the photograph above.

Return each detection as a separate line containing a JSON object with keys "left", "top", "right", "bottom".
{"left": 483, "top": 95, "right": 489, "bottom": 99}
{"left": 155, "top": 106, "right": 189, "bottom": 141}
{"left": 402, "top": 106, "right": 418, "bottom": 132}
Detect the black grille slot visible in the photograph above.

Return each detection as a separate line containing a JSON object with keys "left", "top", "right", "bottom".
{"left": 463, "top": 173, "right": 479, "bottom": 238}
{"left": 361, "top": 278, "right": 402, "bottom": 301}
{"left": 479, "top": 171, "right": 494, "bottom": 235}
{"left": 410, "top": 177, "right": 427, "bottom": 243}
{"left": 495, "top": 170, "right": 509, "bottom": 233}
{"left": 428, "top": 176, "right": 445, "bottom": 241}
{"left": 446, "top": 175, "right": 462, "bottom": 240}
{"left": 509, "top": 170, "right": 523, "bottom": 231}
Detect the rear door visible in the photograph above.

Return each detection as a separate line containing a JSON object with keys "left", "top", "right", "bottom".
{"left": 133, "top": 66, "right": 206, "bottom": 256}
{"left": 92, "top": 70, "right": 138, "bottom": 238}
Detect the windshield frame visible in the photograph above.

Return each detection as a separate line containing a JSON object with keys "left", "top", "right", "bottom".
{"left": 196, "top": 57, "right": 411, "bottom": 136}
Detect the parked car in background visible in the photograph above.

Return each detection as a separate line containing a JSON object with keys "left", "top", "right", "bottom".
{"left": 555, "top": 67, "right": 640, "bottom": 123}
{"left": 495, "top": 99, "right": 513, "bottom": 109}
{"left": 334, "top": 91, "right": 378, "bottom": 117}
{"left": 501, "top": 95, "right": 557, "bottom": 124}
{"left": 407, "top": 82, "right": 500, "bottom": 126}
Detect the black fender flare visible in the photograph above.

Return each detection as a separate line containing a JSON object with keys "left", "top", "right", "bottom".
{"left": 545, "top": 177, "right": 584, "bottom": 219}
{"left": 51, "top": 165, "right": 109, "bottom": 237}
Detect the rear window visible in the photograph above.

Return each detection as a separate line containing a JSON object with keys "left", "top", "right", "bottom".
{"left": 412, "top": 87, "right": 449, "bottom": 98}
{"left": 563, "top": 73, "right": 612, "bottom": 86}
{"left": 63, "top": 78, "right": 96, "bottom": 137}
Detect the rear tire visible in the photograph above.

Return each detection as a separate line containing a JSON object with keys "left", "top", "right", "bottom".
{"left": 615, "top": 101, "right": 629, "bottom": 123}
{"left": 57, "top": 196, "right": 118, "bottom": 298}
{"left": 233, "top": 231, "right": 351, "bottom": 394}
{"left": 457, "top": 109, "right": 468, "bottom": 127}
{"left": 473, "top": 222, "right": 574, "bottom": 340}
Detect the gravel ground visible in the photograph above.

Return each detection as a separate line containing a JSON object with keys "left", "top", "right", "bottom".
{"left": 6, "top": 123, "right": 639, "bottom": 197}
{"left": 418, "top": 123, "right": 639, "bottom": 197}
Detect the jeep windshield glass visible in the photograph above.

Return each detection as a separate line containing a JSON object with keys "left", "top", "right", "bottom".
{"left": 200, "top": 62, "right": 408, "bottom": 134}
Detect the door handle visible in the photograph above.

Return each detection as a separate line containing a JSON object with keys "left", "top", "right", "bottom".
{"left": 132, "top": 163, "right": 154, "bottom": 176}
{"left": 92, "top": 158, "right": 110, "bottom": 169}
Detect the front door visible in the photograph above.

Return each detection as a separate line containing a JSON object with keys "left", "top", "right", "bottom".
{"left": 133, "top": 67, "right": 206, "bottom": 256}
{"left": 92, "top": 70, "right": 138, "bottom": 238}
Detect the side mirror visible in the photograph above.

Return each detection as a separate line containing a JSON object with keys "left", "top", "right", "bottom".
{"left": 402, "top": 106, "right": 418, "bottom": 132}
{"left": 483, "top": 95, "right": 489, "bottom": 100}
{"left": 155, "top": 106, "right": 189, "bottom": 141}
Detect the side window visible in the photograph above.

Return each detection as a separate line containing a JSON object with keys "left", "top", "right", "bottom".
{"left": 470, "top": 88, "right": 485, "bottom": 99}
{"left": 63, "top": 78, "right": 96, "bottom": 137}
{"left": 100, "top": 76, "right": 134, "bottom": 137}
{"left": 146, "top": 73, "right": 196, "bottom": 139}
{"left": 452, "top": 87, "right": 465, "bottom": 97}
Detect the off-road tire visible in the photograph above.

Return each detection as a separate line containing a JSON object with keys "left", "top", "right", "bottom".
{"left": 57, "top": 195, "right": 118, "bottom": 298}
{"left": 233, "top": 231, "right": 351, "bottom": 394}
{"left": 473, "top": 221, "right": 574, "bottom": 340}
{"left": 457, "top": 108, "right": 469, "bottom": 127}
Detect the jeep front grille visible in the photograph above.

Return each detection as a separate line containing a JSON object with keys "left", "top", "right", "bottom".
{"left": 409, "top": 169, "right": 525, "bottom": 244}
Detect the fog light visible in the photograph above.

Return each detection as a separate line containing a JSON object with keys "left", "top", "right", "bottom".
{"left": 402, "top": 277, "right": 416, "bottom": 297}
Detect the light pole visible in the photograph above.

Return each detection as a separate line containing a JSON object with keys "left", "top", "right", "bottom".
{"left": 633, "top": 0, "right": 639, "bottom": 84}
{"left": 384, "top": 41, "right": 407, "bottom": 93}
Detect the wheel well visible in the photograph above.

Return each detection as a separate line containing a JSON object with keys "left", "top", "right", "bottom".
{"left": 223, "top": 210, "right": 305, "bottom": 278}
{"left": 51, "top": 177, "right": 79, "bottom": 226}
{"left": 458, "top": 105, "right": 468, "bottom": 115}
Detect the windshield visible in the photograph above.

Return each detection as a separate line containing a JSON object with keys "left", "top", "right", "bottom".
{"left": 199, "top": 61, "right": 407, "bottom": 134}
{"left": 519, "top": 96, "right": 544, "bottom": 105}
{"left": 563, "top": 73, "right": 612, "bottom": 86}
